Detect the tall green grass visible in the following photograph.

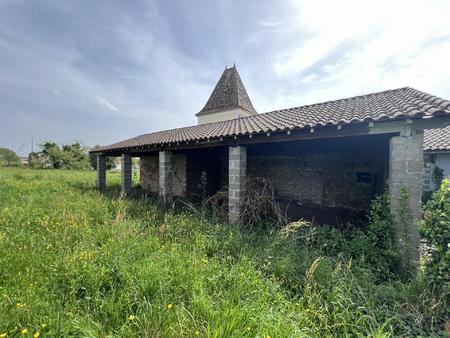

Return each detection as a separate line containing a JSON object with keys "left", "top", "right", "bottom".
{"left": 0, "top": 168, "right": 447, "bottom": 337}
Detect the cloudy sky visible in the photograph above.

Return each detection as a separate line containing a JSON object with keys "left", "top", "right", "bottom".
{"left": 1, "top": 0, "right": 449, "bottom": 155}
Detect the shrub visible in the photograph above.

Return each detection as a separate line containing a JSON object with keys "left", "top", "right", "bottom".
{"left": 349, "top": 191, "right": 400, "bottom": 277}
{"left": 432, "top": 165, "right": 445, "bottom": 188}
{"left": 0, "top": 148, "right": 21, "bottom": 167}
{"left": 280, "top": 191, "right": 400, "bottom": 280}
{"left": 421, "top": 179, "right": 450, "bottom": 307}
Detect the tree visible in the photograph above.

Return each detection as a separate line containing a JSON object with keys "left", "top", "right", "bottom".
{"left": 28, "top": 142, "right": 90, "bottom": 169}
{"left": 61, "top": 143, "right": 90, "bottom": 169}
{"left": 40, "top": 142, "right": 64, "bottom": 168}
{"left": 28, "top": 152, "right": 42, "bottom": 168}
{"left": 89, "top": 146, "right": 116, "bottom": 170}
{"left": 0, "top": 148, "right": 21, "bottom": 167}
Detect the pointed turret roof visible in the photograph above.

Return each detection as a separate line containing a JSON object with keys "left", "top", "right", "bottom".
{"left": 196, "top": 65, "right": 257, "bottom": 116}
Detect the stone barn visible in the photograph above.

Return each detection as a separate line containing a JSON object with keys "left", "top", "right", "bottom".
{"left": 91, "top": 66, "right": 450, "bottom": 267}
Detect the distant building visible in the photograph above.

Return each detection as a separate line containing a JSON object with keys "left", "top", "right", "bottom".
{"left": 19, "top": 156, "right": 29, "bottom": 166}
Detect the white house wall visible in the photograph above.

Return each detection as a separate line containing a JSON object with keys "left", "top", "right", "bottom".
{"left": 435, "top": 153, "right": 450, "bottom": 178}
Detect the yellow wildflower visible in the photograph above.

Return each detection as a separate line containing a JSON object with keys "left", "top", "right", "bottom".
{"left": 167, "top": 304, "right": 173, "bottom": 310}
{"left": 195, "top": 330, "right": 200, "bottom": 336}
{"left": 128, "top": 314, "right": 136, "bottom": 321}
{"left": 16, "top": 303, "right": 26, "bottom": 308}
{"left": 41, "top": 324, "right": 46, "bottom": 328}
{"left": 21, "top": 328, "right": 28, "bottom": 334}
{"left": 34, "top": 332, "right": 40, "bottom": 338}
{"left": 0, "top": 333, "right": 7, "bottom": 337}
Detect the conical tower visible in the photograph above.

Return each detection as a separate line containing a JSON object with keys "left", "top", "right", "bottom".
{"left": 196, "top": 65, "right": 257, "bottom": 124}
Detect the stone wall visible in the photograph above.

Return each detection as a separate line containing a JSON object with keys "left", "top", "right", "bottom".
{"left": 245, "top": 135, "right": 390, "bottom": 224}
{"left": 247, "top": 154, "right": 378, "bottom": 210}
{"left": 140, "top": 155, "right": 159, "bottom": 193}
{"left": 140, "top": 154, "right": 187, "bottom": 197}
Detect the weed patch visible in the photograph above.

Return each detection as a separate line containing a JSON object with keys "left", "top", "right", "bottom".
{"left": 0, "top": 168, "right": 448, "bottom": 337}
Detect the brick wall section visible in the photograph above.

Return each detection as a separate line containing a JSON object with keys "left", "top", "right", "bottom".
{"left": 140, "top": 153, "right": 186, "bottom": 197}
{"left": 121, "top": 154, "right": 132, "bottom": 195}
{"left": 97, "top": 155, "right": 106, "bottom": 191}
{"left": 229, "top": 146, "right": 247, "bottom": 224}
{"left": 389, "top": 132, "right": 423, "bottom": 269}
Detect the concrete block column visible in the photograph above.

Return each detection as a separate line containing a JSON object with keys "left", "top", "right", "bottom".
{"left": 389, "top": 131, "right": 424, "bottom": 270}
{"left": 228, "top": 146, "right": 247, "bottom": 225}
{"left": 97, "top": 155, "right": 106, "bottom": 191}
{"left": 159, "top": 151, "right": 173, "bottom": 204}
{"left": 121, "top": 154, "right": 132, "bottom": 195}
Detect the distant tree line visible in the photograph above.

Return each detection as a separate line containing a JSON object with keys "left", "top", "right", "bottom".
{"left": 28, "top": 142, "right": 90, "bottom": 169}
{"left": 0, "top": 142, "right": 117, "bottom": 170}
{"left": 27, "top": 142, "right": 116, "bottom": 170}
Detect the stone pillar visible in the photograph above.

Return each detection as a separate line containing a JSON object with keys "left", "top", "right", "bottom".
{"left": 229, "top": 146, "right": 247, "bottom": 225}
{"left": 389, "top": 131, "right": 424, "bottom": 270}
{"left": 159, "top": 151, "right": 173, "bottom": 204}
{"left": 121, "top": 154, "right": 132, "bottom": 195}
{"left": 97, "top": 155, "right": 106, "bottom": 191}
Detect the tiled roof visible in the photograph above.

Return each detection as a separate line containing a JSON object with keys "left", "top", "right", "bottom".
{"left": 97, "top": 87, "right": 450, "bottom": 152}
{"left": 196, "top": 66, "right": 257, "bottom": 116}
{"left": 424, "top": 125, "right": 450, "bottom": 151}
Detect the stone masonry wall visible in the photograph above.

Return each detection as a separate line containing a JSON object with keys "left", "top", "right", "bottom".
{"left": 140, "top": 155, "right": 159, "bottom": 193}
{"left": 140, "top": 154, "right": 187, "bottom": 197}
{"left": 242, "top": 136, "right": 390, "bottom": 224}
{"left": 247, "top": 153, "right": 379, "bottom": 211}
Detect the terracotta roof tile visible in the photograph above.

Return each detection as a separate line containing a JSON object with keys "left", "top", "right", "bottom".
{"left": 98, "top": 87, "right": 450, "bottom": 152}
{"left": 424, "top": 125, "right": 450, "bottom": 151}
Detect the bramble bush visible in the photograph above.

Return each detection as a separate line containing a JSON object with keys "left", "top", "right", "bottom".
{"left": 421, "top": 179, "right": 450, "bottom": 308}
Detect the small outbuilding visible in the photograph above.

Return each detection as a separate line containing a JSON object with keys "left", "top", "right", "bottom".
{"left": 91, "top": 66, "right": 450, "bottom": 268}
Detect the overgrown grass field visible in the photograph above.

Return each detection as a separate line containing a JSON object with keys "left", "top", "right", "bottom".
{"left": 0, "top": 168, "right": 447, "bottom": 337}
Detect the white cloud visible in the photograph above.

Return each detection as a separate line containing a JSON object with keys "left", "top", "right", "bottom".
{"left": 258, "top": 20, "right": 279, "bottom": 28}
{"left": 95, "top": 96, "right": 118, "bottom": 111}
{"left": 271, "top": 0, "right": 450, "bottom": 104}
